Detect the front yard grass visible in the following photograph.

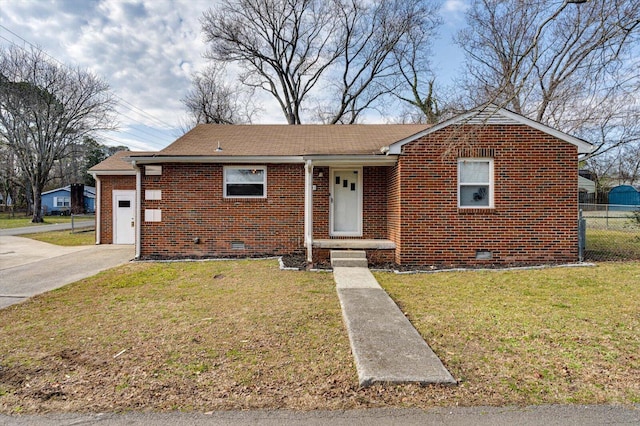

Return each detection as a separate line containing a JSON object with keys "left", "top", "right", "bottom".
{"left": 1, "top": 260, "right": 638, "bottom": 413}
{"left": 0, "top": 213, "right": 95, "bottom": 229}
{"left": 21, "top": 230, "right": 96, "bottom": 246}
{"left": 376, "top": 263, "right": 640, "bottom": 405}
{"left": 585, "top": 229, "right": 640, "bottom": 260}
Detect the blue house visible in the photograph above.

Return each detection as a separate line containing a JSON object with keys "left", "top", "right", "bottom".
{"left": 608, "top": 185, "right": 640, "bottom": 209}
{"left": 41, "top": 185, "right": 96, "bottom": 215}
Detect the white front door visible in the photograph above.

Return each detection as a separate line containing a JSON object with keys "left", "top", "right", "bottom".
{"left": 330, "top": 168, "right": 362, "bottom": 236}
{"left": 113, "top": 190, "right": 135, "bottom": 244}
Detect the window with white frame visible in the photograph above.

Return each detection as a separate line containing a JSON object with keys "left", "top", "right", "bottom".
{"left": 458, "top": 159, "right": 493, "bottom": 208}
{"left": 224, "top": 166, "right": 267, "bottom": 198}
{"left": 54, "top": 196, "right": 71, "bottom": 207}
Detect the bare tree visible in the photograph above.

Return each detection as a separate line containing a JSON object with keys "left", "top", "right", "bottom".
{"left": 319, "top": 0, "right": 438, "bottom": 124}
{"left": 201, "top": 0, "right": 440, "bottom": 124}
{"left": 0, "top": 46, "right": 116, "bottom": 222}
{"left": 0, "top": 144, "right": 19, "bottom": 213}
{"left": 389, "top": 5, "right": 445, "bottom": 125}
{"left": 457, "top": 0, "right": 640, "bottom": 157}
{"left": 202, "top": 0, "right": 341, "bottom": 124}
{"left": 182, "top": 64, "right": 256, "bottom": 126}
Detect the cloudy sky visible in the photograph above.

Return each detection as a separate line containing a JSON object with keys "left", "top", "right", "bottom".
{"left": 0, "top": 0, "right": 468, "bottom": 151}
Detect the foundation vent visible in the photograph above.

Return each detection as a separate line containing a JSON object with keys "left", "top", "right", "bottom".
{"left": 476, "top": 250, "right": 493, "bottom": 260}
{"left": 231, "top": 241, "right": 245, "bottom": 250}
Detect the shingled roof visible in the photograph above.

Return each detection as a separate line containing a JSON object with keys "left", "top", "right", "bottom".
{"left": 89, "top": 150, "right": 154, "bottom": 173}
{"left": 156, "top": 124, "right": 428, "bottom": 157}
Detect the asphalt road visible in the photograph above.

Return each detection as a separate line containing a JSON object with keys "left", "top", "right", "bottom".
{"left": 0, "top": 220, "right": 94, "bottom": 236}
{"left": 1, "top": 405, "right": 639, "bottom": 425}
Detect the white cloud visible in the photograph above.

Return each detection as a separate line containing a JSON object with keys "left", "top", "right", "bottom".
{"left": 443, "top": 0, "right": 469, "bottom": 14}
{"left": 0, "top": 0, "right": 214, "bottom": 149}
{"left": 0, "top": 0, "right": 465, "bottom": 148}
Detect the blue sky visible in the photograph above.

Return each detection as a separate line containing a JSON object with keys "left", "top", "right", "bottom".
{"left": 0, "top": 0, "right": 468, "bottom": 151}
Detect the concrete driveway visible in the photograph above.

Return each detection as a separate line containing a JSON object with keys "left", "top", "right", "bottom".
{"left": 0, "top": 236, "right": 134, "bottom": 309}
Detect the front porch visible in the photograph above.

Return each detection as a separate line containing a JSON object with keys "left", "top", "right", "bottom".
{"left": 303, "top": 160, "right": 399, "bottom": 264}
{"left": 311, "top": 239, "right": 396, "bottom": 266}
{"left": 312, "top": 239, "right": 395, "bottom": 250}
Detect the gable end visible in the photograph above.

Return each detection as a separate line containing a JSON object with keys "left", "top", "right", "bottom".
{"left": 387, "top": 105, "right": 593, "bottom": 155}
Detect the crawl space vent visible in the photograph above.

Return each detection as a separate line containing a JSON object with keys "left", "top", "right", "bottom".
{"left": 476, "top": 250, "right": 492, "bottom": 260}
{"left": 231, "top": 241, "right": 245, "bottom": 250}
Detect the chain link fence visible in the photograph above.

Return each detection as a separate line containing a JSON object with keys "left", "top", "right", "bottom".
{"left": 579, "top": 204, "right": 640, "bottom": 262}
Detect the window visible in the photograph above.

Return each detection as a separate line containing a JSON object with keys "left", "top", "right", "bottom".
{"left": 54, "top": 196, "right": 70, "bottom": 208}
{"left": 224, "top": 166, "right": 266, "bottom": 198}
{"left": 458, "top": 159, "right": 493, "bottom": 208}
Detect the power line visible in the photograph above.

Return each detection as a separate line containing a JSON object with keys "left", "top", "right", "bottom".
{"left": 0, "top": 24, "right": 180, "bottom": 147}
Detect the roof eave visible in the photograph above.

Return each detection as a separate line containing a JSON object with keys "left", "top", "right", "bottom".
{"left": 128, "top": 155, "right": 306, "bottom": 164}
{"left": 125, "top": 154, "right": 397, "bottom": 166}
{"left": 387, "top": 105, "right": 594, "bottom": 155}
{"left": 89, "top": 170, "right": 137, "bottom": 177}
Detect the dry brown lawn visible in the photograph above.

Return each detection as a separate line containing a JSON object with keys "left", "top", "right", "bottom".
{"left": 0, "top": 260, "right": 638, "bottom": 414}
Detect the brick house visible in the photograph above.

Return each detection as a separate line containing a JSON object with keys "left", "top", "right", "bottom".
{"left": 89, "top": 105, "right": 592, "bottom": 267}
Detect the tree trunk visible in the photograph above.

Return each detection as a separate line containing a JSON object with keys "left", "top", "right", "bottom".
{"left": 31, "top": 182, "right": 44, "bottom": 223}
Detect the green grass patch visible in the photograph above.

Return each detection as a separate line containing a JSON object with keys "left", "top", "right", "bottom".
{"left": 586, "top": 229, "right": 640, "bottom": 260}
{"left": 0, "top": 212, "right": 95, "bottom": 229}
{"left": 0, "top": 260, "right": 638, "bottom": 413}
{"left": 21, "top": 230, "right": 96, "bottom": 246}
{"left": 375, "top": 262, "right": 640, "bottom": 406}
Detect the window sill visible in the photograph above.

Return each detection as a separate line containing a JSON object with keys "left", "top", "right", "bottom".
{"left": 458, "top": 208, "right": 496, "bottom": 215}
{"left": 223, "top": 197, "right": 268, "bottom": 202}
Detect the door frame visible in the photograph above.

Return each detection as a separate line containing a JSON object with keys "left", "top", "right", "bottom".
{"left": 329, "top": 167, "right": 363, "bottom": 237}
{"left": 112, "top": 190, "right": 136, "bottom": 244}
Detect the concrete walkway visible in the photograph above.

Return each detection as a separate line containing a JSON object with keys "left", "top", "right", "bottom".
{"left": 0, "top": 236, "right": 133, "bottom": 309}
{"left": 333, "top": 266, "right": 456, "bottom": 387}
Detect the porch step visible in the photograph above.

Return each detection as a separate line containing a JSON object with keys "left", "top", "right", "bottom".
{"left": 331, "top": 250, "right": 368, "bottom": 268}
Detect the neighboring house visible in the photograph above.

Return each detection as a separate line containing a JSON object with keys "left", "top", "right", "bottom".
{"left": 578, "top": 175, "right": 596, "bottom": 204}
{"left": 89, "top": 105, "right": 592, "bottom": 267}
{"left": 41, "top": 185, "right": 96, "bottom": 215}
{"left": 608, "top": 185, "right": 640, "bottom": 209}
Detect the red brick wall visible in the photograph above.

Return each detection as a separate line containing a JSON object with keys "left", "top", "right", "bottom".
{"left": 387, "top": 163, "right": 401, "bottom": 252}
{"left": 312, "top": 167, "right": 329, "bottom": 237}
{"left": 98, "top": 175, "right": 136, "bottom": 244}
{"left": 393, "top": 125, "right": 579, "bottom": 266}
{"left": 139, "top": 163, "right": 305, "bottom": 259}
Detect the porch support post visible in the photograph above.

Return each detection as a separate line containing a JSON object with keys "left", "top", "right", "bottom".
{"left": 304, "top": 160, "right": 314, "bottom": 264}
{"left": 95, "top": 175, "right": 101, "bottom": 244}
{"left": 133, "top": 161, "right": 142, "bottom": 260}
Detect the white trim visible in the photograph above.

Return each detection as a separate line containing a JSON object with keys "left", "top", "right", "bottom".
{"left": 304, "top": 160, "right": 314, "bottom": 264}
{"left": 302, "top": 155, "right": 397, "bottom": 166}
{"left": 129, "top": 156, "right": 304, "bottom": 164}
{"left": 387, "top": 104, "right": 593, "bottom": 155}
{"left": 135, "top": 166, "right": 141, "bottom": 258}
{"left": 126, "top": 154, "right": 398, "bottom": 166}
{"left": 90, "top": 170, "right": 136, "bottom": 176}
{"left": 223, "top": 166, "right": 267, "bottom": 199}
{"left": 329, "top": 167, "right": 363, "bottom": 237}
{"left": 458, "top": 158, "right": 494, "bottom": 209}
{"left": 95, "top": 177, "right": 101, "bottom": 244}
